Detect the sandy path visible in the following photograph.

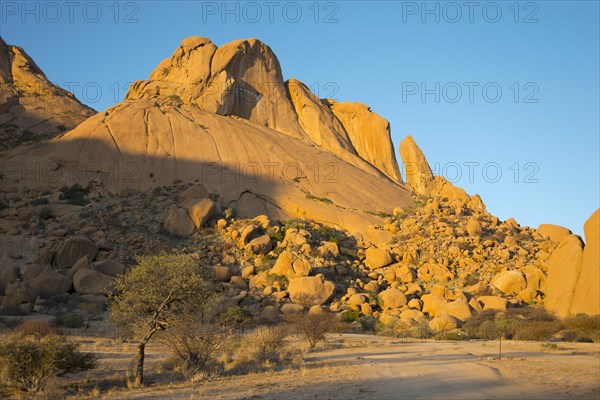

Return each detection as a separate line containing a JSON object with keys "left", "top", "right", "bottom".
{"left": 93, "top": 336, "right": 600, "bottom": 400}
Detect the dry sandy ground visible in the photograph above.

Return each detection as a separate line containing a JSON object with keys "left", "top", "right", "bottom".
{"left": 67, "top": 334, "right": 600, "bottom": 400}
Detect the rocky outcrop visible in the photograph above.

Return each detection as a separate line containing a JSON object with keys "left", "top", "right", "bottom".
{"left": 545, "top": 209, "right": 599, "bottom": 317}
{"left": 544, "top": 235, "right": 584, "bottom": 317}
{"left": 126, "top": 37, "right": 305, "bottom": 139}
{"left": 328, "top": 100, "right": 402, "bottom": 181}
{"left": 569, "top": 209, "right": 600, "bottom": 316}
{"left": 399, "top": 135, "right": 433, "bottom": 194}
{"left": 537, "top": 224, "right": 572, "bottom": 243}
{"left": 399, "top": 135, "right": 480, "bottom": 208}
{"left": 0, "top": 36, "right": 94, "bottom": 149}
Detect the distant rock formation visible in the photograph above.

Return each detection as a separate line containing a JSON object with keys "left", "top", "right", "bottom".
{"left": 0, "top": 36, "right": 95, "bottom": 149}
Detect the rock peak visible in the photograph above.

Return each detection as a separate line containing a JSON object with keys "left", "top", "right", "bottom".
{"left": 399, "top": 135, "right": 433, "bottom": 194}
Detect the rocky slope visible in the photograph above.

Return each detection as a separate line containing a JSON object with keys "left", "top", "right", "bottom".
{"left": 0, "top": 36, "right": 598, "bottom": 330}
{"left": 0, "top": 36, "right": 95, "bottom": 149}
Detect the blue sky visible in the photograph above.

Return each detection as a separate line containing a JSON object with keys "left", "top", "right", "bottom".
{"left": 2, "top": 0, "right": 598, "bottom": 236}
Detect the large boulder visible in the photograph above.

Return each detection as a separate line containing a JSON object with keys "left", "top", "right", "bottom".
{"left": 365, "top": 247, "right": 392, "bottom": 270}
{"left": 537, "top": 224, "right": 572, "bottom": 243}
{"left": 544, "top": 235, "right": 584, "bottom": 317}
{"left": 270, "top": 251, "right": 311, "bottom": 279}
{"left": 164, "top": 205, "right": 195, "bottom": 237}
{"left": 93, "top": 259, "right": 125, "bottom": 277}
{"left": 28, "top": 267, "right": 72, "bottom": 298}
{"left": 421, "top": 294, "right": 447, "bottom": 317}
{"left": 570, "top": 209, "right": 600, "bottom": 316}
{"left": 443, "top": 300, "right": 472, "bottom": 322}
{"left": 0, "top": 266, "right": 19, "bottom": 294}
{"left": 477, "top": 296, "right": 508, "bottom": 311}
{"left": 429, "top": 314, "right": 459, "bottom": 331}
{"left": 55, "top": 236, "right": 98, "bottom": 269}
{"left": 183, "top": 197, "right": 217, "bottom": 229}
{"left": 245, "top": 234, "right": 272, "bottom": 255}
{"left": 377, "top": 288, "right": 407, "bottom": 310}
{"left": 492, "top": 270, "right": 527, "bottom": 295}
{"left": 288, "top": 276, "right": 335, "bottom": 307}
{"left": 466, "top": 218, "right": 483, "bottom": 237}
{"left": 2, "top": 281, "right": 37, "bottom": 308}
{"left": 73, "top": 269, "right": 114, "bottom": 295}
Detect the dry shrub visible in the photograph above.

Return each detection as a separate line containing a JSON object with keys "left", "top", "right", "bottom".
{"left": 14, "top": 320, "right": 61, "bottom": 337}
{"left": 157, "top": 320, "right": 233, "bottom": 381}
{"left": 230, "top": 326, "right": 290, "bottom": 372}
{"left": 562, "top": 314, "right": 600, "bottom": 342}
{"left": 0, "top": 333, "right": 98, "bottom": 394}
{"left": 284, "top": 311, "right": 343, "bottom": 349}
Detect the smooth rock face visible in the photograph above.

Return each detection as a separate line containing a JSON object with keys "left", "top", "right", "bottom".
{"left": 287, "top": 276, "right": 335, "bottom": 306}
{"left": 73, "top": 269, "right": 114, "bottom": 295}
{"left": 286, "top": 78, "right": 355, "bottom": 155}
{"left": 399, "top": 135, "right": 433, "bottom": 194}
{"left": 569, "top": 209, "right": 600, "bottom": 316}
{"left": 55, "top": 236, "right": 98, "bottom": 269}
{"left": 377, "top": 288, "right": 407, "bottom": 310}
{"left": 0, "top": 37, "right": 95, "bottom": 149}
{"left": 537, "top": 224, "right": 572, "bottom": 243}
{"left": 545, "top": 235, "right": 584, "bottom": 317}
{"left": 328, "top": 100, "right": 402, "bottom": 182}
{"left": 5, "top": 100, "right": 412, "bottom": 234}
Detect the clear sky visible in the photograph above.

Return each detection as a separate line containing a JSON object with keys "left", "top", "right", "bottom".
{"left": 2, "top": 0, "right": 598, "bottom": 236}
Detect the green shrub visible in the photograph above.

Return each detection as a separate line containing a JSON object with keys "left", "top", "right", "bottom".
{"left": 340, "top": 309, "right": 360, "bottom": 323}
{"left": 305, "top": 193, "right": 333, "bottom": 204}
{"left": 54, "top": 313, "right": 85, "bottom": 329}
{"left": 0, "top": 334, "right": 98, "bottom": 393}
{"left": 59, "top": 183, "right": 90, "bottom": 206}
{"left": 39, "top": 206, "right": 53, "bottom": 220}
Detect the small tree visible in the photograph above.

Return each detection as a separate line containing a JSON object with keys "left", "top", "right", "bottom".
{"left": 0, "top": 334, "right": 98, "bottom": 393}
{"left": 108, "top": 253, "right": 213, "bottom": 386}
{"left": 284, "top": 311, "right": 341, "bottom": 349}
